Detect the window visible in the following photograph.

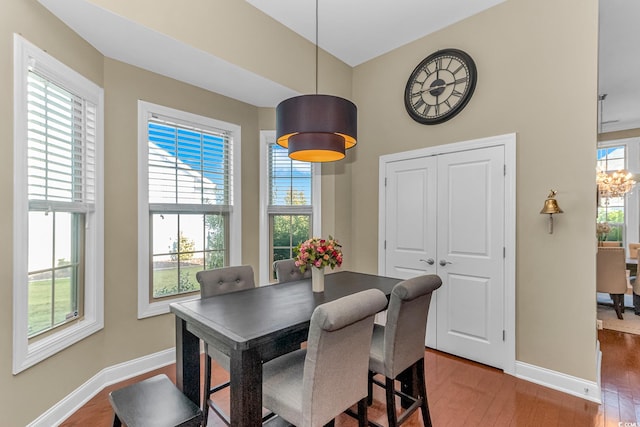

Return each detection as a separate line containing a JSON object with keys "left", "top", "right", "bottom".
{"left": 13, "top": 34, "right": 104, "bottom": 373}
{"left": 597, "top": 145, "right": 627, "bottom": 242}
{"left": 138, "top": 102, "right": 241, "bottom": 318}
{"left": 259, "top": 131, "right": 320, "bottom": 284}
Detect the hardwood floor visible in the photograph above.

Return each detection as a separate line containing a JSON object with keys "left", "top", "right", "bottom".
{"left": 62, "top": 329, "right": 639, "bottom": 426}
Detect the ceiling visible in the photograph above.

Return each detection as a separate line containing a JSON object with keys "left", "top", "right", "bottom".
{"left": 245, "top": 0, "right": 505, "bottom": 67}
{"left": 37, "top": 0, "right": 505, "bottom": 107}
{"left": 38, "top": 0, "right": 638, "bottom": 133}
{"left": 598, "top": 0, "right": 640, "bottom": 133}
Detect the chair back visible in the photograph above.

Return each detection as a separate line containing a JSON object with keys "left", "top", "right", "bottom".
{"left": 382, "top": 274, "right": 442, "bottom": 378}
{"left": 629, "top": 243, "right": 640, "bottom": 259}
{"left": 597, "top": 247, "right": 628, "bottom": 294}
{"left": 302, "top": 289, "right": 387, "bottom": 427}
{"left": 274, "top": 259, "right": 311, "bottom": 283}
{"left": 196, "top": 265, "right": 255, "bottom": 299}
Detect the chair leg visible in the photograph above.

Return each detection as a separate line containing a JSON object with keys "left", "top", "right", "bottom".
{"left": 202, "top": 346, "right": 212, "bottom": 427}
{"left": 367, "top": 370, "right": 374, "bottom": 405}
{"left": 357, "top": 397, "right": 368, "bottom": 427}
{"left": 415, "top": 359, "right": 432, "bottom": 427}
{"left": 612, "top": 294, "right": 624, "bottom": 320}
{"left": 385, "top": 376, "right": 398, "bottom": 427}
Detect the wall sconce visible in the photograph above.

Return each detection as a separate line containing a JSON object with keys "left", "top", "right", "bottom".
{"left": 540, "top": 189, "right": 563, "bottom": 234}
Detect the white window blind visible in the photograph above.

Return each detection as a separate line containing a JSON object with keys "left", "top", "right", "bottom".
{"left": 27, "top": 70, "right": 96, "bottom": 212}
{"left": 268, "top": 143, "right": 312, "bottom": 209}
{"left": 148, "top": 116, "right": 232, "bottom": 209}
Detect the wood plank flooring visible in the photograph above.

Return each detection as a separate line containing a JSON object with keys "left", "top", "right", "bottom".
{"left": 61, "top": 329, "right": 639, "bottom": 426}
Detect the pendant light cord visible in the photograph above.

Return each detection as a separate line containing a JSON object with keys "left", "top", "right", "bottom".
{"left": 598, "top": 93, "right": 606, "bottom": 135}
{"left": 315, "top": 0, "right": 319, "bottom": 94}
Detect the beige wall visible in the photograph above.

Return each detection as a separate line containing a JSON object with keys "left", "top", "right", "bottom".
{"left": 0, "top": 0, "right": 104, "bottom": 423}
{"left": 0, "top": 1, "right": 349, "bottom": 424}
{"left": 351, "top": 0, "right": 599, "bottom": 379}
{"left": 101, "top": 56, "right": 262, "bottom": 358}
{"left": 86, "top": 0, "right": 353, "bottom": 99}
{"left": 1, "top": 0, "right": 600, "bottom": 424}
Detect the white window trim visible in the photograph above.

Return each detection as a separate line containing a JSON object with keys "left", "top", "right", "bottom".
{"left": 12, "top": 34, "right": 105, "bottom": 374}
{"left": 598, "top": 138, "right": 640, "bottom": 248}
{"left": 258, "top": 130, "right": 321, "bottom": 285}
{"left": 137, "top": 101, "right": 242, "bottom": 318}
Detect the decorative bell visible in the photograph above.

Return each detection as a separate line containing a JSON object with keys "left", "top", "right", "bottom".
{"left": 540, "top": 190, "right": 563, "bottom": 234}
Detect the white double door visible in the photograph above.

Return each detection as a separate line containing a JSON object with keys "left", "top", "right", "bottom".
{"left": 384, "top": 145, "right": 505, "bottom": 369}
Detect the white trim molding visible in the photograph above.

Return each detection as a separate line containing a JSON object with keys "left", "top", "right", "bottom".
{"left": 515, "top": 360, "right": 602, "bottom": 404}
{"left": 378, "top": 132, "right": 517, "bottom": 376}
{"left": 258, "top": 130, "right": 321, "bottom": 285}
{"left": 28, "top": 348, "right": 176, "bottom": 427}
{"left": 136, "top": 101, "right": 242, "bottom": 318}
{"left": 12, "top": 34, "right": 105, "bottom": 374}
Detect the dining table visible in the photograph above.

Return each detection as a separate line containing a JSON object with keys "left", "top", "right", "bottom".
{"left": 627, "top": 257, "right": 638, "bottom": 275}
{"left": 170, "top": 270, "right": 401, "bottom": 427}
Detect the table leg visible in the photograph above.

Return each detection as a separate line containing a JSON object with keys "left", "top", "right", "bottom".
{"left": 175, "top": 316, "right": 200, "bottom": 405}
{"left": 229, "top": 348, "right": 262, "bottom": 426}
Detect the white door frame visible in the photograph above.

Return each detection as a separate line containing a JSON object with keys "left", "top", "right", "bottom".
{"left": 378, "top": 133, "right": 516, "bottom": 376}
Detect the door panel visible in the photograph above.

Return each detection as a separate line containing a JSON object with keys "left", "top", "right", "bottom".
{"left": 384, "top": 156, "right": 437, "bottom": 279}
{"left": 447, "top": 274, "right": 490, "bottom": 341}
{"left": 384, "top": 156, "right": 438, "bottom": 346}
{"left": 436, "top": 146, "right": 505, "bottom": 369}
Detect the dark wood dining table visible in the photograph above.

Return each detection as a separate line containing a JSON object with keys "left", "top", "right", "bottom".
{"left": 627, "top": 258, "right": 638, "bottom": 277}
{"left": 169, "top": 270, "right": 401, "bottom": 427}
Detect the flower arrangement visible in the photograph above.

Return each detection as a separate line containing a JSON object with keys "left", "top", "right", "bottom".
{"left": 597, "top": 222, "right": 611, "bottom": 241}
{"left": 294, "top": 236, "right": 343, "bottom": 273}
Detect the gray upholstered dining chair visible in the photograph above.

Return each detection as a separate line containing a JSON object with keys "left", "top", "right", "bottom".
{"left": 273, "top": 258, "right": 311, "bottom": 283}
{"left": 196, "top": 265, "right": 256, "bottom": 426}
{"left": 262, "top": 288, "right": 388, "bottom": 427}
{"left": 367, "top": 274, "right": 442, "bottom": 427}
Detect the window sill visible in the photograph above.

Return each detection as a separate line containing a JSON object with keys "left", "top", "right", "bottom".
{"left": 13, "top": 316, "right": 103, "bottom": 375}
{"left": 137, "top": 293, "right": 200, "bottom": 319}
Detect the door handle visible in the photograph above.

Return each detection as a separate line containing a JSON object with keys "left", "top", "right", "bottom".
{"left": 439, "top": 259, "right": 452, "bottom": 266}
{"left": 419, "top": 258, "right": 435, "bottom": 265}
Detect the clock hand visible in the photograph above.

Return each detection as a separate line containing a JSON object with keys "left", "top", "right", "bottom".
{"left": 419, "top": 76, "right": 469, "bottom": 94}
{"left": 419, "top": 80, "right": 457, "bottom": 93}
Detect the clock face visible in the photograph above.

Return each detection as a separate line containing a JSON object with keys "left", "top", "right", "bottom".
{"left": 404, "top": 48, "right": 477, "bottom": 125}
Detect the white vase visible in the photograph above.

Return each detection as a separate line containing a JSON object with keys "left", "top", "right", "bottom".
{"left": 311, "top": 267, "right": 325, "bottom": 293}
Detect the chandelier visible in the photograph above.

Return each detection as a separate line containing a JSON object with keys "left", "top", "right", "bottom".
{"left": 597, "top": 169, "right": 634, "bottom": 199}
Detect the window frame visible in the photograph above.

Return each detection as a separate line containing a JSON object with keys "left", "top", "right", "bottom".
{"left": 137, "top": 101, "right": 241, "bottom": 318}
{"left": 13, "top": 34, "right": 105, "bottom": 374}
{"left": 258, "top": 131, "right": 321, "bottom": 285}
{"left": 598, "top": 138, "right": 640, "bottom": 250}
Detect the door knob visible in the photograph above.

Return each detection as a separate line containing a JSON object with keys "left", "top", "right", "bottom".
{"left": 439, "top": 259, "right": 452, "bottom": 266}
{"left": 419, "top": 258, "right": 435, "bottom": 265}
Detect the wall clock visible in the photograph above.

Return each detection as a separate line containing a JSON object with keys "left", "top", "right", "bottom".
{"left": 404, "top": 48, "right": 477, "bottom": 125}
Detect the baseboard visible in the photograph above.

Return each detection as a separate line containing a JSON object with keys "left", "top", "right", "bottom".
{"left": 515, "top": 360, "right": 601, "bottom": 404}
{"left": 28, "top": 348, "right": 176, "bottom": 427}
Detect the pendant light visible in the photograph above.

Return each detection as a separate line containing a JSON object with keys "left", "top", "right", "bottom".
{"left": 275, "top": 0, "right": 357, "bottom": 162}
